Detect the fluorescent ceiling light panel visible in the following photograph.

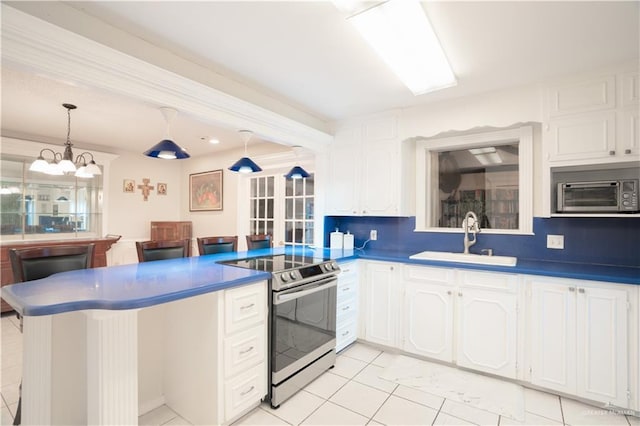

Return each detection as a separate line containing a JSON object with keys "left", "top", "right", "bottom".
{"left": 348, "top": 0, "right": 456, "bottom": 95}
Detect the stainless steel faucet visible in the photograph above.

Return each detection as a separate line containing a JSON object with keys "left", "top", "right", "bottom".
{"left": 463, "top": 211, "right": 480, "bottom": 254}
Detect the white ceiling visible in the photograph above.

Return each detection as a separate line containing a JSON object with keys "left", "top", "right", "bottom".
{"left": 2, "top": 1, "right": 639, "bottom": 157}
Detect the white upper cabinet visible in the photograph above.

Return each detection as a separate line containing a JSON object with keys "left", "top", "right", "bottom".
{"left": 543, "top": 69, "right": 640, "bottom": 165}
{"left": 327, "top": 112, "right": 414, "bottom": 216}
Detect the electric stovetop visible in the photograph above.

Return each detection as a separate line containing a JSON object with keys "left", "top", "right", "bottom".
{"left": 221, "top": 254, "right": 328, "bottom": 273}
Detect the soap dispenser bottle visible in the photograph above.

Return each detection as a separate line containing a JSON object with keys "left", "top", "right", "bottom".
{"left": 330, "top": 228, "right": 344, "bottom": 249}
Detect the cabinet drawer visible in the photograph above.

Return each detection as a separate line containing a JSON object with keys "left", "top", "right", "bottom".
{"left": 224, "top": 325, "right": 265, "bottom": 378}
{"left": 339, "top": 262, "right": 358, "bottom": 279}
{"left": 224, "top": 363, "right": 265, "bottom": 421}
{"left": 458, "top": 270, "right": 517, "bottom": 292}
{"left": 404, "top": 265, "right": 453, "bottom": 285}
{"left": 338, "top": 280, "right": 358, "bottom": 301}
{"left": 337, "top": 295, "right": 357, "bottom": 321}
{"left": 336, "top": 318, "right": 357, "bottom": 352}
{"left": 225, "top": 283, "right": 266, "bottom": 334}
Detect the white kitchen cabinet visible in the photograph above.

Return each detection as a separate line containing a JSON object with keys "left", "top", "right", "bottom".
{"left": 326, "top": 112, "right": 414, "bottom": 216}
{"left": 401, "top": 266, "right": 519, "bottom": 380}
{"left": 455, "top": 270, "right": 519, "bottom": 379}
{"left": 221, "top": 283, "right": 268, "bottom": 422}
{"left": 402, "top": 265, "right": 454, "bottom": 362}
{"left": 529, "top": 276, "right": 630, "bottom": 408}
{"left": 543, "top": 70, "right": 640, "bottom": 166}
{"left": 362, "top": 261, "right": 401, "bottom": 347}
{"left": 336, "top": 261, "right": 359, "bottom": 352}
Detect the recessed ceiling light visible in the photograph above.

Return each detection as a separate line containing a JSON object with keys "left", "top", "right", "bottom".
{"left": 201, "top": 137, "right": 220, "bottom": 144}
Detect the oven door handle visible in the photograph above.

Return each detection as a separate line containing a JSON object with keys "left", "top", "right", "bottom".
{"left": 274, "top": 278, "right": 337, "bottom": 305}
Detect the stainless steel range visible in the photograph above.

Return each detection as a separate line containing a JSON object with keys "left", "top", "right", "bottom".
{"left": 222, "top": 254, "right": 340, "bottom": 408}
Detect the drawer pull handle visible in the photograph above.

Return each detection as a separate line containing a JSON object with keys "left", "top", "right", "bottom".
{"left": 578, "top": 288, "right": 585, "bottom": 294}
{"left": 569, "top": 287, "right": 576, "bottom": 292}
{"left": 625, "top": 149, "right": 632, "bottom": 154}
{"left": 239, "top": 346, "right": 254, "bottom": 355}
{"left": 342, "top": 306, "right": 350, "bottom": 311}
{"left": 342, "top": 287, "right": 350, "bottom": 292}
{"left": 240, "top": 385, "right": 255, "bottom": 396}
{"left": 342, "top": 331, "right": 350, "bottom": 337}
{"left": 240, "top": 303, "right": 255, "bottom": 310}
{"left": 447, "top": 291, "right": 452, "bottom": 295}
{"left": 609, "top": 150, "right": 616, "bottom": 156}
{"left": 458, "top": 292, "right": 463, "bottom": 297}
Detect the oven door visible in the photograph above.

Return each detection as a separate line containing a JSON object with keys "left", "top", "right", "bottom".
{"left": 271, "top": 276, "right": 337, "bottom": 384}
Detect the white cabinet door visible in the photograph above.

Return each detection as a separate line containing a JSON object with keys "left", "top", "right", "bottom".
{"left": 576, "top": 285, "right": 628, "bottom": 407}
{"left": 529, "top": 278, "right": 630, "bottom": 408}
{"left": 547, "top": 111, "right": 617, "bottom": 162}
{"left": 327, "top": 126, "right": 361, "bottom": 215}
{"left": 403, "top": 281, "right": 454, "bottom": 362}
{"left": 456, "top": 286, "right": 518, "bottom": 379}
{"left": 363, "top": 262, "right": 400, "bottom": 347}
{"left": 361, "top": 139, "right": 399, "bottom": 216}
{"left": 531, "top": 281, "right": 577, "bottom": 394}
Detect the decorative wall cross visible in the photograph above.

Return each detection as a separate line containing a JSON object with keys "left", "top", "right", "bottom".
{"left": 138, "top": 178, "right": 154, "bottom": 201}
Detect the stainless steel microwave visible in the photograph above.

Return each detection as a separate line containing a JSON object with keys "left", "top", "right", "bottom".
{"left": 557, "top": 179, "right": 639, "bottom": 213}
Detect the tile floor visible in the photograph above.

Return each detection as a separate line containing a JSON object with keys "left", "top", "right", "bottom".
{"left": 2, "top": 313, "right": 639, "bottom": 426}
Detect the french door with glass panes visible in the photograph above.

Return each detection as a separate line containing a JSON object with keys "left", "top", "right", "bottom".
{"left": 248, "top": 174, "right": 314, "bottom": 247}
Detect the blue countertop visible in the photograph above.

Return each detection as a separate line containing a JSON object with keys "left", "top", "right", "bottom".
{"left": 2, "top": 246, "right": 637, "bottom": 317}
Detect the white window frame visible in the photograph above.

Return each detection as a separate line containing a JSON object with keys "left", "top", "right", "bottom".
{"left": 415, "top": 125, "right": 534, "bottom": 235}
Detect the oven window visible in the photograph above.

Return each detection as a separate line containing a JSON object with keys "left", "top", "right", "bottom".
{"left": 564, "top": 186, "right": 617, "bottom": 207}
{"left": 272, "top": 285, "right": 336, "bottom": 375}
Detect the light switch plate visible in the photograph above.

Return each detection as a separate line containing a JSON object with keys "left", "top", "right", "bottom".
{"left": 547, "top": 234, "right": 564, "bottom": 250}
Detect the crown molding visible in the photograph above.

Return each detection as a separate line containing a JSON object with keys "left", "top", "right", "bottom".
{"left": 1, "top": 6, "right": 333, "bottom": 152}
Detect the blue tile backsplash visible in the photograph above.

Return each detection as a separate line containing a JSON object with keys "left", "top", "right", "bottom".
{"left": 324, "top": 216, "right": 640, "bottom": 267}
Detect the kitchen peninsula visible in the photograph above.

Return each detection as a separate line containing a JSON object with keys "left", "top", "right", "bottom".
{"left": 1, "top": 252, "right": 271, "bottom": 426}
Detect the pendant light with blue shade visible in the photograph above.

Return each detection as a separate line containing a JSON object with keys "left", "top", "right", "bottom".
{"left": 144, "top": 107, "right": 190, "bottom": 160}
{"left": 284, "top": 146, "right": 310, "bottom": 179}
{"left": 229, "top": 130, "right": 262, "bottom": 173}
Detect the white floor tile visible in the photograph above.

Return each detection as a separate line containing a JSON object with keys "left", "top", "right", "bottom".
{"left": 373, "top": 395, "right": 438, "bottom": 426}
{"left": 627, "top": 414, "right": 640, "bottom": 426}
{"left": 162, "top": 415, "right": 192, "bottom": 425}
{"left": 304, "top": 371, "right": 349, "bottom": 399}
{"left": 262, "top": 390, "right": 324, "bottom": 426}
{"left": 301, "top": 401, "right": 369, "bottom": 425}
{"left": 370, "top": 351, "right": 397, "bottom": 368}
{"left": 561, "top": 398, "right": 629, "bottom": 426}
{"left": 329, "top": 380, "right": 390, "bottom": 418}
{"left": 499, "top": 411, "right": 563, "bottom": 425}
{"left": 353, "top": 364, "right": 398, "bottom": 393}
{"left": 440, "top": 399, "right": 499, "bottom": 426}
{"left": 331, "top": 355, "right": 368, "bottom": 379}
{"left": 523, "top": 387, "right": 563, "bottom": 421}
{"left": 341, "top": 343, "right": 382, "bottom": 363}
{"left": 392, "top": 385, "right": 444, "bottom": 410}
{"left": 1, "top": 405, "right": 15, "bottom": 426}
{"left": 1, "top": 383, "right": 20, "bottom": 406}
{"left": 138, "top": 404, "right": 179, "bottom": 425}
{"left": 0, "top": 365, "right": 22, "bottom": 388}
{"left": 233, "top": 407, "right": 291, "bottom": 425}
{"left": 367, "top": 421, "right": 384, "bottom": 426}
{"left": 433, "top": 412, "right": 477, "bottom": 425}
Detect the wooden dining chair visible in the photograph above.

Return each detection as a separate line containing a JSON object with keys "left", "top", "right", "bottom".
{"left": 10, "top": 244, "right": 95, "bottom": 283}
{"left": 246, "top": 233, "right": 273, "bottom": 250}
{"left": 136, "top": 239, "right": 190, "bottom": 262}
{"left": 9, "top": 243, "right": 95, "bottom": 426}
{"left": 197, "top": 236, "right": 238, "bottom": 255}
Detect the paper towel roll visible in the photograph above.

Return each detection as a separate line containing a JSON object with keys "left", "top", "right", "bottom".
{"left": 343, "top": 231, "right": 354, "bottom": 250}
{"left": 330, "top": 229, "right": 343, "bottom": 249}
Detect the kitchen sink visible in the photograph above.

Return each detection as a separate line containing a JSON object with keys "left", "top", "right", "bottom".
{"left": 409, "top": 251, "right": 518, "bottom": 266}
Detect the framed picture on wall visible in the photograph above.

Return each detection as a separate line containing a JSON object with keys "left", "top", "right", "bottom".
{"left": 157, "top": 183, "right": 167, "bottom": 195}
{"left": 123, "top": 179, "right": 135, "bottom": 193}
{"left": 189, "top": 170, "right": 223, "bottom": 211}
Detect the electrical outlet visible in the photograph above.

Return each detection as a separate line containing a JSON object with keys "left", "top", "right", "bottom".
{"left": 547, "top": 234, "right": 564, "bottom": 250}
{"left": 370, "top": 229, "right": 378, "bottom": 241}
